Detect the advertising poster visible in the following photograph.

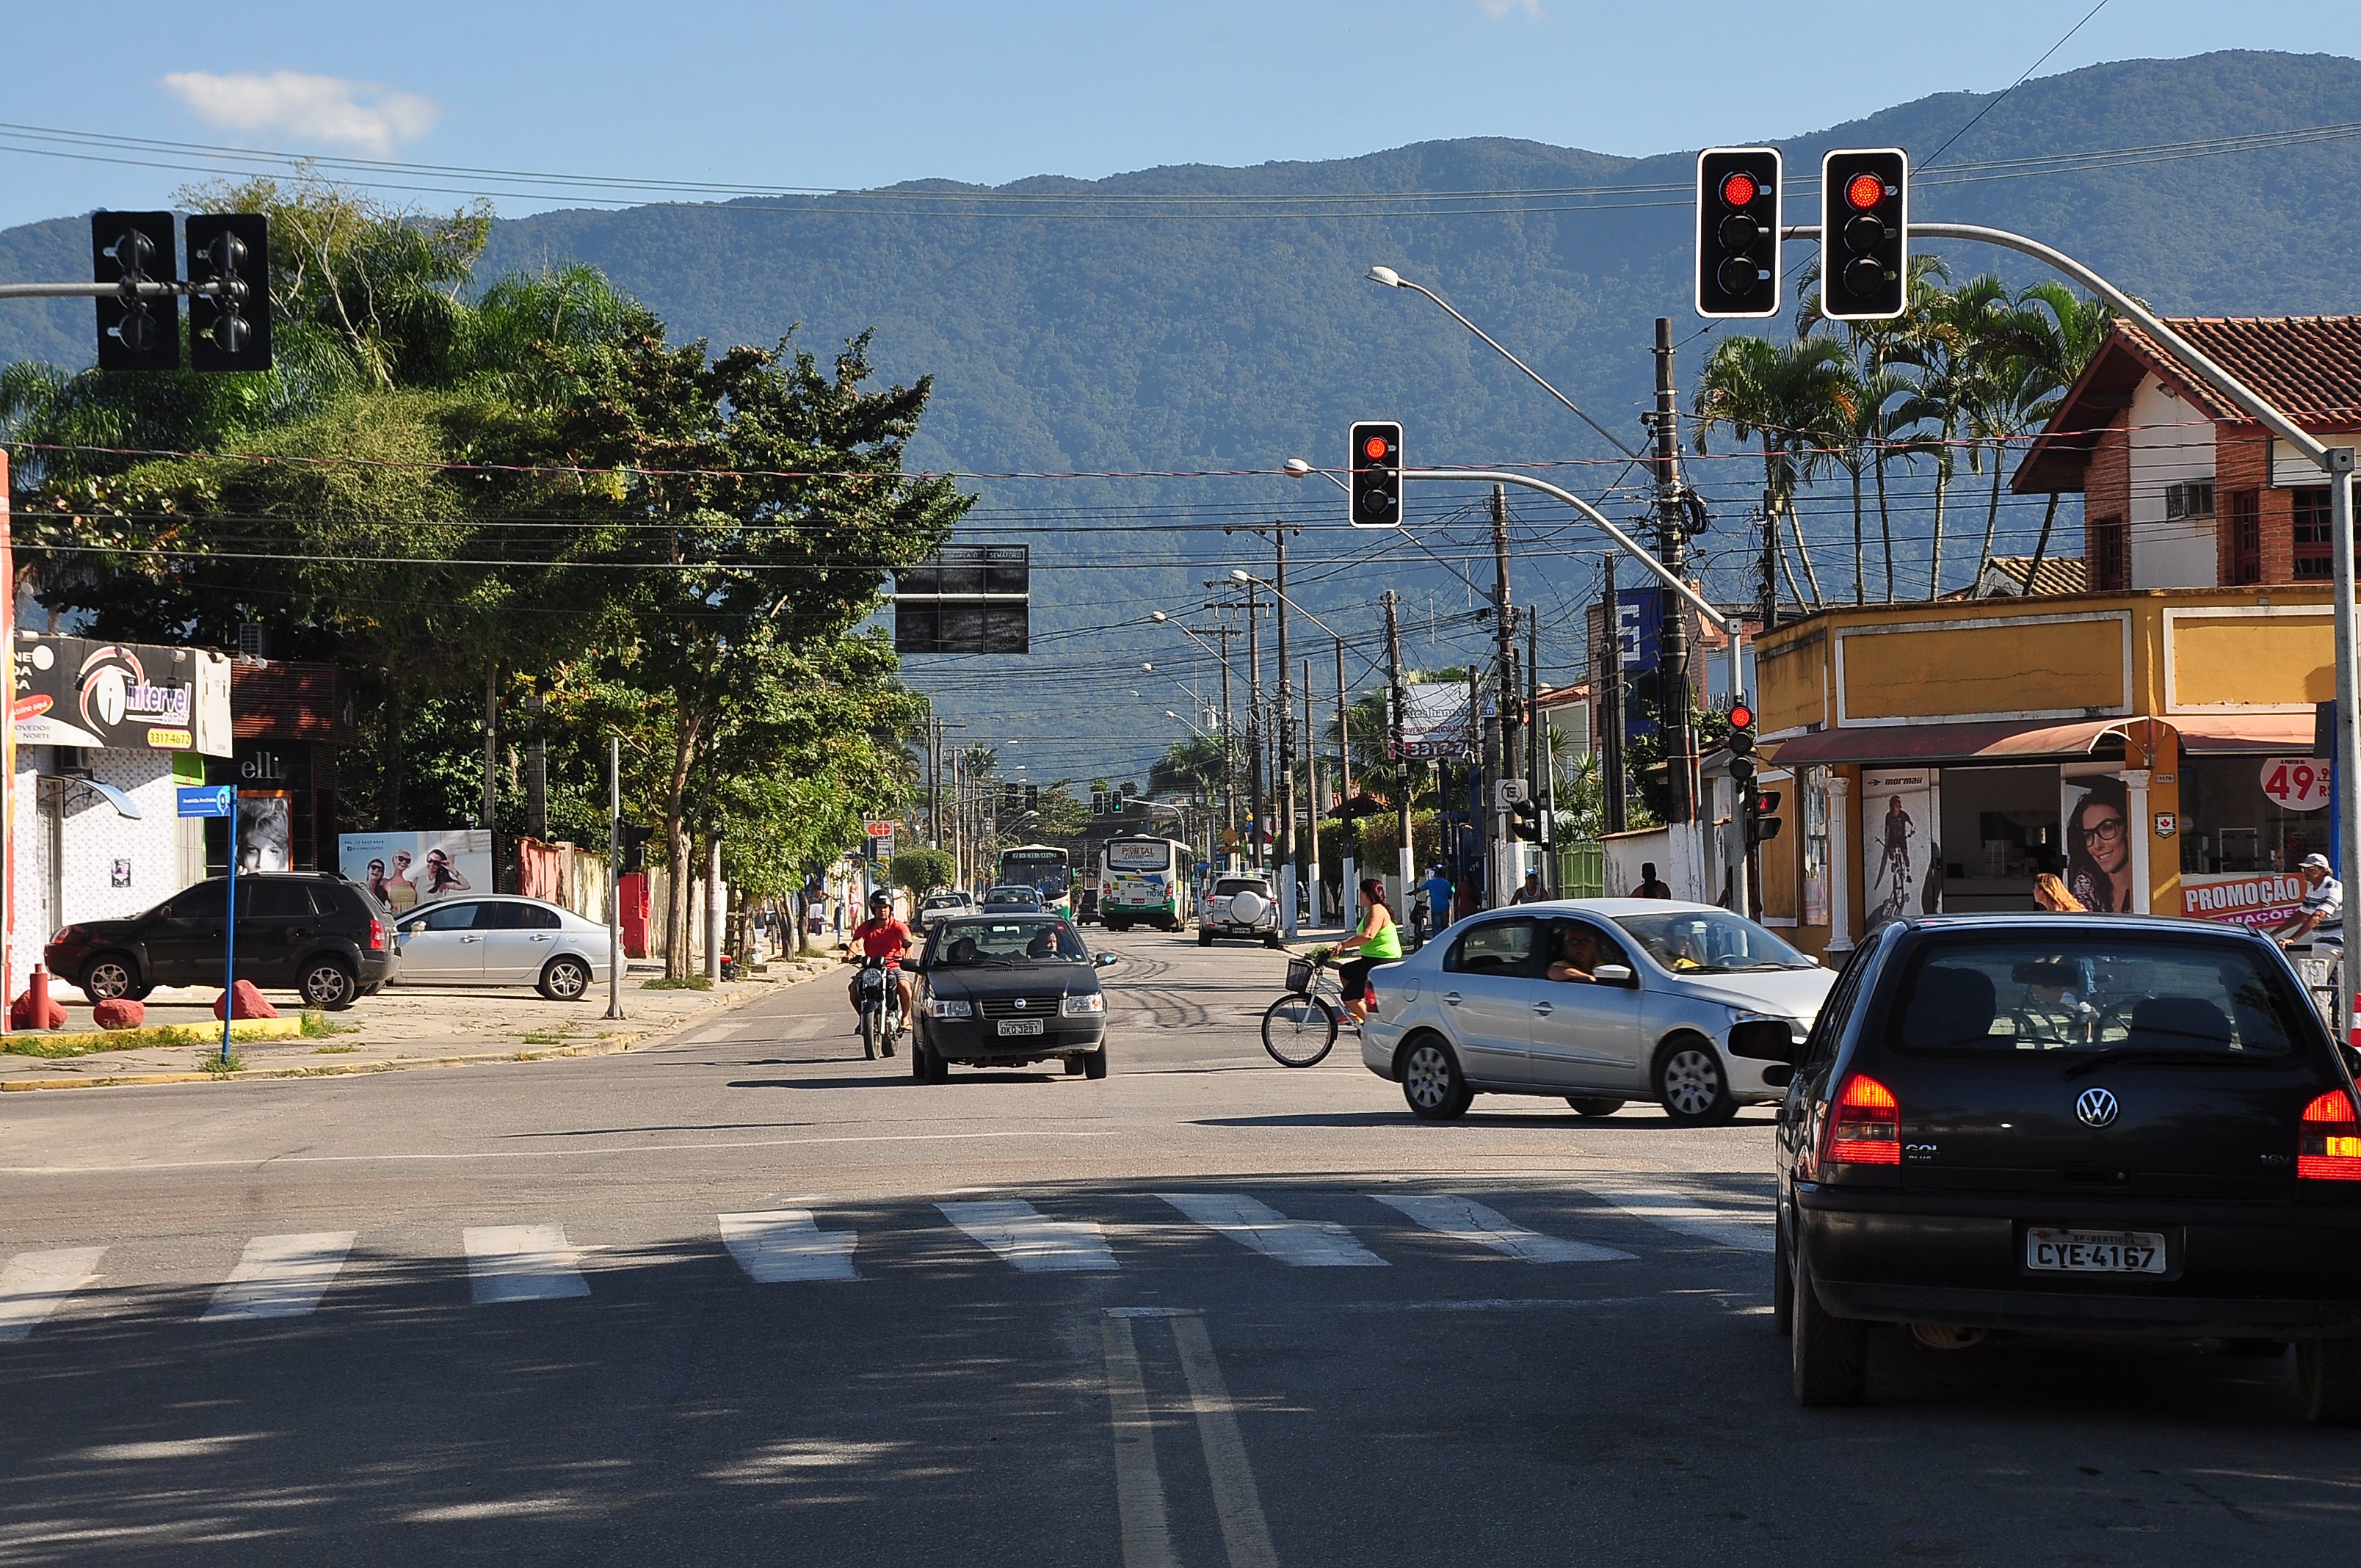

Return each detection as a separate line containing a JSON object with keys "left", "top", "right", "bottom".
{"left": 2181, "top": 871, "right": 2307, "bottom": 929}
{"left": 1396, "top": 682, "right": 1481, "bottom": 761}
{"left": 339, "top": 829, "right": 491, "bottom": 913}
{"left": 2059, "top": 774, "right": 2136, "bottom": 913}
{"left": 1861, "top": 769, "right": 1941, "bottom": 929}
{"left": 1617, "top": 587, "right": 1662, "bottom": 741}
{"left": 237, "top": 793, "right": 293, "bottom": 871}
{"left": 10, "top": 634, "right": 232, "bottom": 755}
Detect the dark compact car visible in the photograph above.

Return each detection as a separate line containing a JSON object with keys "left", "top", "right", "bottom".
{"left": 1772, "top": 913, "right": 2361, "bottom": 1424}
{"left": 910, "top": 914, "right": 1118, "bottom": 1083}
{"left": 46, "top": 873, "right": 397, "bottom": 1011}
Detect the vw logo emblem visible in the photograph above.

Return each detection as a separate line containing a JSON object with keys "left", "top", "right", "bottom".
{"left": 1014, "top": 998, "right": 1027, "bottom": 1011}
{"left": 2075, "top": 1087, "right": 2119, "bottom": 1128}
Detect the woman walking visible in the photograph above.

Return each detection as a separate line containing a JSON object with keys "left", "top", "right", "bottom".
{"left": 1330, "top": 877, "right": 1402, "bottom": 1026}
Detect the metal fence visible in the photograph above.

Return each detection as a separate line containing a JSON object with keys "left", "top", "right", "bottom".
{"left": 1558, "top": 841, "right": 1604, "bottom": 900}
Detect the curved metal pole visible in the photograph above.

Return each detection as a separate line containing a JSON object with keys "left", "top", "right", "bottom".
{"left": 1380, "top": 276, "right": 1643, "bottom": 460}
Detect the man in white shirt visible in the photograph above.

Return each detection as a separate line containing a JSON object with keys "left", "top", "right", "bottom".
{"left": 2274, "top": 852, "right": 2343, "bottom": 954}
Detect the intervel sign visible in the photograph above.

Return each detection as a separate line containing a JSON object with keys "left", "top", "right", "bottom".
{"left": 11, "top": 635, "right": 231, "bottom": 755}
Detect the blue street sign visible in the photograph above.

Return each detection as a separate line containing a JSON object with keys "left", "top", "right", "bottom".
{"left": 177, "top": 785, "right": 236, "bottom": 819}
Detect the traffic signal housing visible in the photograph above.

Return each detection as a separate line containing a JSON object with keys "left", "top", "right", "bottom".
{"left": 1024, "top": 784, "right": 1039, "bottom": 811}
{"left": 186, "top": 213, "right": 272, "bottom": 372}
{"left": 1726, "top": 700, "right": 1758, "bottom": 796}
{"left": 1349, "top": 421, "right": 1403, "bottom": 529}
{"left": 1695, "top": 149, "right": 1782, "bottom": 319}
{"left": 90, "top": 211, "right": 180, "bottom": 371}
{"left": 1508, "top": 797, "right": 1544, "bottom": 844}
{"left": 1820, "top": 149, "right": 1907, "bottom": 321}
{"left": 1748, "top": 788, "right": 1785, "bottom": 845}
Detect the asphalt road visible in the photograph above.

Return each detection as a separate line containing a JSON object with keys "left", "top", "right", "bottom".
{"left": 0, "top": 926, "right": 2354, "bottom": 1564}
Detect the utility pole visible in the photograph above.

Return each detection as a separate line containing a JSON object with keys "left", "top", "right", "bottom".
{"left": 1652, "top": 317, "right": 1697, "bottom": 827}
{"left": 1600, "top": 553, "right": 1628, "bottom": 835}
{"left": 1384, "top": 589, "right": 1414, "bottom": 909}
{"left": 1334, "top": 636, "right": 1354, "bottom": 910}
{"left": 1197, "top": 622, "right": 1237, "bottom": 856}
{"left": 1490, "top": 484, "right": 1520, "bottom": 906}
{"left": 1243, "top": 579, "right": 1265, "bottom": 868}
{"left": 1528, "top": 609, "right": 1547, "bottom": 894}
{"left": 1302, "top": 660, "right": 1320, "bottom": 926}
{"left": 1274, "top": 526, "right": 1297, "bottom": 937}
{"left": 603, "top": 736, "right": 624, "bottom": 1020}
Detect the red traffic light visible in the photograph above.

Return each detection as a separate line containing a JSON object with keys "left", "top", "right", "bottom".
{"left": 1727, "top": 701, "right": 1754, "bottom": 730}
{"left": 1362, "top": 434, "right": 1391, "bottom": 460}
{"left": 1845, "top": 171, "right": 1885, "bottom": 211}
{"left": 1719, "top": 171, "right": 1758, "bottom": 208}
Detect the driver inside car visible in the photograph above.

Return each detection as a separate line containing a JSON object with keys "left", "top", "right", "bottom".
{"left": 1546, "top": 925, "right": 1600, "bottom": 984}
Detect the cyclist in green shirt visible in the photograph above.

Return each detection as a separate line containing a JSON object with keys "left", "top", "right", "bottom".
{"left": 1331, "top": 877, "right": 1402, "bottom": 1025}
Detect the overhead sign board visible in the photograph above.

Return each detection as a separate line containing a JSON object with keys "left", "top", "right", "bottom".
{"left": 895, "top": 545, "right": 1029, "bottom": 655}
{"left": 12, "top": 634, "right": 232, "bottom": 755}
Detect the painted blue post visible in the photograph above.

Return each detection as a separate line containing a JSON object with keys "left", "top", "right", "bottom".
{"left": 222, "top": 790, "right": 239, "bottom": 1064}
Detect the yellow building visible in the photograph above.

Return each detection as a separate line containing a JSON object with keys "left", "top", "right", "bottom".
{"left": 1755, "top": 585, "right": 2327, "bottom": 956}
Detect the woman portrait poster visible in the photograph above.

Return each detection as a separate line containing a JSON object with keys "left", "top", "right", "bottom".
{"left": 2062, "top": 775, "right": 2136, "bottom": 913}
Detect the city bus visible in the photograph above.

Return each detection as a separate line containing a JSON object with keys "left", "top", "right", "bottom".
{"left": 996, "top": 844, "right": 1073, "bottom": 915}
{"left": 1097, "top": 835, "right": 1192, "bottom": 932}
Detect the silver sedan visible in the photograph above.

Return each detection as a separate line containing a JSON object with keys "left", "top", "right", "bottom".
{"left": 390, "top": 895, "right": 614, "bottom": 1000}
{"left": 1360, "top": 899, "right": 1834, "bottom": 1125}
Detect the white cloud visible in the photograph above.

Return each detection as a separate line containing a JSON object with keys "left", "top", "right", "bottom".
{"left": 1466, "top": 0, "right": 1543, "bottom": 16}
{"left": 161, "top": 71, "right": 440, "bottom": 157}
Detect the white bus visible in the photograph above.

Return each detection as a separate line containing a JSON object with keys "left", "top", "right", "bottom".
{"left": 1097, "top": 835, "right": 1192, "bottom": 932}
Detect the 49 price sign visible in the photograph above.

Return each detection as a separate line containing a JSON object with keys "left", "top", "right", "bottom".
{"left": 2260, "top": 757, "right": 2332, "bottom": 813}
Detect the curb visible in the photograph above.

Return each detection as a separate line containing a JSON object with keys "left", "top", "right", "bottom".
{"left": 0, "top": 959, "right": 841, "bottom": 1094}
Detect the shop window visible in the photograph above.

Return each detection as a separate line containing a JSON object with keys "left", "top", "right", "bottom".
{"left": 2228, "top": 489, "right": 2260, "bottom": 584}
{"left": 2089, "top": 515, "right": 2128, "bottom": 590}
{"left": 2181, "top": 756, "right": 2325, "bottom": 874}
{"left": 2293, "top": 487, "right": 2335, "bottom": 581}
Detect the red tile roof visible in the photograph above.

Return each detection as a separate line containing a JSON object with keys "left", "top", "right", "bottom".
{"left": 2017, "top": 315, "right": 2361, "bottom": 492}
{"left": 231, "top": 660, "right": 356, "bottom": 741}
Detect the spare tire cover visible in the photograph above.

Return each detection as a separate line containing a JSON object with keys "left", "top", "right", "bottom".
{"left": 1227, "top": 890, "right": 1269, "bottom": 926}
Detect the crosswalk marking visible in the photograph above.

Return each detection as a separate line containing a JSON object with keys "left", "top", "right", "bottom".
{"left": 1371, "top": 1194, "right": 1636, "bottom": 1264}
{"left": 1581, "top": 1188, "right": 1774, "bottom": 1253}
{"left": 720, "top": 1210, "right": 859, "bottom": 1281}
{"left": 463, "top": 1225, "right": 592, "bottom": 1303}
{"left": 1158, "top": 1193, "right": 1388, "bottom": 1268}
{"left": 938, "top": 1200, "right": 1119, "bottom": 1272}
{"left": 0, "top": 1248, "right": 107, "bottom": 1342}
{"left": 202, "top": 1233, "right": 358, "bottom": 1321}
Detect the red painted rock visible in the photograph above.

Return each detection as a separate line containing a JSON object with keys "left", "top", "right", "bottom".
{"left": 212, "top": 980, "right": 278, "bottom": 1021}
{"left": 91, "top": 998, "right": 146, "bottom": 1030}
{"left": 8, "top": 990, "right": 67, "bottom": 1031}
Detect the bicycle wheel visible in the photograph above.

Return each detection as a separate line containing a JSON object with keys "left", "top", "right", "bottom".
{"left": 1261, "top": 993, "right": 1338, "bottom": 1067}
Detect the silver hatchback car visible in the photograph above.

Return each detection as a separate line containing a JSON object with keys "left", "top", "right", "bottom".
{"left": 1360, "top": 899, "right": 1834, "bottom": 1125}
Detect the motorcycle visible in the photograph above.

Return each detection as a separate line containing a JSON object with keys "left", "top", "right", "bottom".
{"left": 855, "top": 954, "right": 902, "bottom": 1060}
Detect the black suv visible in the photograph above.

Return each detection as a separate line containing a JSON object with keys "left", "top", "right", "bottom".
{"left": 1770, "top": 913, "right": 2361, "bottom": 1424}
{"left": 47, "top": 873, "right": 397, "bottom": 1011}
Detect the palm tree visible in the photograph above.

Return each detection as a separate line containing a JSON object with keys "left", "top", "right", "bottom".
{"left": 1694, "top": 335, "right": 1852, "bottom": 622}
{"left": 1984, "top": 282, "right": 2114, "bottom": 584}
{"left": 1893, "top": 275, "right": 2012, "bottom": 598}
{"left": 1822, "top": 363, "right": 1919, "bottom": 603}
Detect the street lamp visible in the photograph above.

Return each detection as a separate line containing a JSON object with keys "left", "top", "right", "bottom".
{"left": 1231, "top": 569, "right": 1360, "bottom": 932}
{"left": 1149, "top": 609, "right": 1241, "bottom": 861}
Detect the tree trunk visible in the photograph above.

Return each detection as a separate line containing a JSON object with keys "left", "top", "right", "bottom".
{"left": 1851, "top": 468, "right": 1866, "bottom": 605}
{"left": 1973, "top": 440, "right": 2008, "bottom": 590}
{"left": 2026, "top": 490, "right": 2064, "bottom": 587}
{"left": 661, "top": 709, "right": 703, "bottom": 980}
{"left": 1875, "top": 449, "right": 1896, "bottom": 603}
{"left": 1785, "top": 503, "right": 1826, "bottom": 608}
{"left": 382, "top": 677, "right": 405, "bottom": 826}
{"left": 1928, "top": 445, "right": 1951, "bottom": 599}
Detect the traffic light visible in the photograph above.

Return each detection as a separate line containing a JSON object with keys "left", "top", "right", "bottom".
{"left": 1349, "top": 421, "right": 1403, "bottom": 529}
{"left": 1748, "top": 788, "right": 1785, "bottom": 845}
{"left": 1508, "top": 797, "right": 1544, "bottom": 844}
{"left": 1024, "top": 784, "right": 1039, "bottom": 811}
{"left": 1091, "top": 791, "right": 1106, "bottom": 816}
{"left": 1726, "top": 699, "right": 1758, "bottom": 790}
{"left": 1819, "top": 148, "right": 1907, "bottom": 322}
{"left": 1694, "top": 149, "right": 1782, "bottom": 319}
{"left": 619, "top": 823, "right": 655, "bottom": 872}
{"left": 1000, "top": 783, "right": 1020, "bottom": 813}
{"left": 90, "top": 212, "right": 180, "bottom": 371}
{"left": 185, "top": 213, "right": 272, "bottom": 372}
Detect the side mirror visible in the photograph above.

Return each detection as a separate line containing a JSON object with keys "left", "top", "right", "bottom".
{"left": 1592, "top": 964, "right": 1636, "bottom": 987}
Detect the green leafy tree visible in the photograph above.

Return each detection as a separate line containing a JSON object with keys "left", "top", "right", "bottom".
{"left": 891, "top": 848, "right": 957, "bottom": 896}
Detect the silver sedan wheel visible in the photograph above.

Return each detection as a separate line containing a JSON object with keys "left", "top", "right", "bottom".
{"left": 1660, "top": 1046, "right": 1725, "bottom": 1118}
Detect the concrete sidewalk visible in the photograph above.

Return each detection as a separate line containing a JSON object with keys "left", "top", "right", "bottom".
{"left": 0, "top": 955, "right": 843, "bottom": 1092}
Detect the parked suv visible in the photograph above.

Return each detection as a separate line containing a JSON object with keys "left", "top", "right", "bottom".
{"left": 1199, "top": 875, "right": 1281, "bottom": 948}
{"left": 47, "top": 873, "right": 396, "bottom": 1010}
{"left": 1774, "top": 913, "right": 2361, "bottom": 1425}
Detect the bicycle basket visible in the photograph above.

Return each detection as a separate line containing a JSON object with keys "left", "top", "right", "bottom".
{"left": 1284, "top": 957, "right": 1315, "bottom": 994}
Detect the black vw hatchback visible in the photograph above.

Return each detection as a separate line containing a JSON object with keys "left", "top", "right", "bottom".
{"left": 911, "top": 915, "right": 1116, "bottom": 1083}
{"left": 1771, "top": 913, "right": 2361, "bottom": 1423}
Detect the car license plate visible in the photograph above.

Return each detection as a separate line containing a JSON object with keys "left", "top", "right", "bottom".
{"left": 998, "top": 1019, "right": 1045, "bottom": 1037}
{"left": 2024, "top": 1227, "right": 2166, "bottom": 1274}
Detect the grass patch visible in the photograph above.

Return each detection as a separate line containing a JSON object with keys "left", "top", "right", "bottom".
{"left": 300, "top": 1010, "right": 357, "bottom": 1038}
{"left": 197, "top": 1051, "right": 245, "bottom": 1075}
{"left": 312, "top": 1044, "right": 359, "bottom": 1055}
{"left": 514, "top": 1030, "right": 573, "bottom": 1047}
{"left": 4, "top": 1017, "right": 302, "bottom": 1059}
{"left": 641, "top": 975, "right": 714, "bottom": 991}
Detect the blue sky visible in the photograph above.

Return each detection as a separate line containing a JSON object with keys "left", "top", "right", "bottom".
{"left": 0, "top": 0, "right": 2349, "bottom": 228}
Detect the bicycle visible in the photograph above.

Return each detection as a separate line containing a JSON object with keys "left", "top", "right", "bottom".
{"left": 1260, "top": 952, "right": 1352, "bottom": 1067}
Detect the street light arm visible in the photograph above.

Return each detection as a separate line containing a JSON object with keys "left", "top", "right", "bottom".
{"left": 1230, "top": 571, "right": 1349, "bottom": 645}
{"left": 1372, "top": 271, "right": 1643, "bottom": 460}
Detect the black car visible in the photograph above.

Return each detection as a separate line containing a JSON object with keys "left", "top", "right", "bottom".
{"left": 1770, "top": 913, "right": 2361, "bottom": 1423}
{"left": 910, "top": 915, "right": 1117, "bottom": 1082}
{"left": 46, "top": 873, "right": 398, "bottom": 1011}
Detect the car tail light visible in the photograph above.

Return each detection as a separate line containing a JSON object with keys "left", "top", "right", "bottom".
{"left": 368, "top": 917, "right": 387, "bottom": 951}
{"left": 1826, "top": 1072, "right": 1901, "bottom": 1166}
{"left": 2299, "top": 1089, "right": 2361, "bottom": 1181}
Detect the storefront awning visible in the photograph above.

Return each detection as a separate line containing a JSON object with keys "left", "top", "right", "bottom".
{"left": 1766, "top": 718, "right": 2130, "bottom": 767}
{"left": 2172, "top": 714, "right": 2317, "bottom": 754}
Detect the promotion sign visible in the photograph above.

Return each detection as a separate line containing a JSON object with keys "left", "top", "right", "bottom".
{"left": 10, "top": 635, "right": 232, "bottom": 755}
{"left": 338, "top": 829, "right": 493, "bottom": 914}
{"left": 2180, "top": 871, "right": 2307, "bottom": 929}
{"left": 2260, "top": 756, "right": 2332, "bottom": 813}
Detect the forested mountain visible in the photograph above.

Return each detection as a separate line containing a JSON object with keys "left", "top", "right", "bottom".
{"left": 7, "top": 50, "right": 2360, "bottom": 780}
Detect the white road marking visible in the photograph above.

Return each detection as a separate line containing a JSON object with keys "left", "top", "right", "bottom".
{"left": 719, "top": 1209, "right": 858, "bottom": 1281}
{"left": 1582, "top": 1188, "right": 1774, "bottom": 1252}
{"left": 938, "top": 1199, "right": 1119, "bottom": 1272}
{"left": 1370, "top": 1194, "right": 1636, "bottom": 1263}
{"left": 0, "top": 1248, "right": 107, "bottom": 1342}
{"left": 201, "top": 1232, "right": 358, "bottom": 1321}
{"left": 463, "top": 1225, "right": 592, "bottom": 1303}
{"left": 1170, "top": 1314, "right": 1279, "bottom": 1568}
{"left": 1157, "top": 1192, "right": 1388, "bottom": 1268}
{"left": 697, "top": 1022, "right": 750, "bottom": 1041}
{"left": 1101, "top": 1316, "right": 1177, "bottom": 1568}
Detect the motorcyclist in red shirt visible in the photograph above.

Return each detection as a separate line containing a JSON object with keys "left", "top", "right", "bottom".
{"left": 844, "top": 890, "right": 916, "bottom": 1023}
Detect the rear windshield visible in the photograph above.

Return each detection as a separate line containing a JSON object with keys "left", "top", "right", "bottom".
{"left": 1214, "top": 879, "right": 1269, "bottom": 896}
{"left": 1883, "top": 934, "right": 2310, "bottom": 1059}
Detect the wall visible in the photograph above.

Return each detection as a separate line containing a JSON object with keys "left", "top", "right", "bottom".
{"left": 2125, "top": 374, "right": 2219, "bottom": 588}
{"left": 8, "top": 746, "right": 183, "bottom": 989}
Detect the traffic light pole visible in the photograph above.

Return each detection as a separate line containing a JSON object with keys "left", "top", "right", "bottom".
{"left": 1785, "top": 217, "right": 2360, "bottom": 1039}
{"left": 1399, "top": 466, "right": 1752, "bottom": 919}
